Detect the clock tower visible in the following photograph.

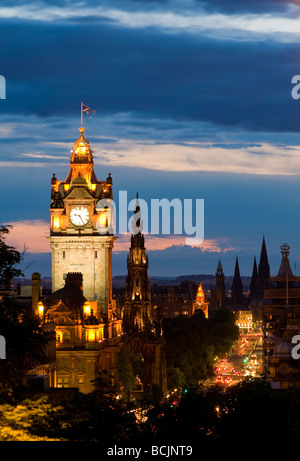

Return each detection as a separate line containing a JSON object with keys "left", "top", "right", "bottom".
{"left": 49, "top": 125, "right": 115, "bottom": 319}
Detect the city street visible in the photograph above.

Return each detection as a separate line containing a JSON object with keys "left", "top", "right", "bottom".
{"left": 209, "top": 330, "right": 263, "bottom": 387}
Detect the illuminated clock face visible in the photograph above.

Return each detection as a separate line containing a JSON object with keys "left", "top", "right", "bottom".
{"left": 70, "top": 206, "right": 90, "bottom": 226}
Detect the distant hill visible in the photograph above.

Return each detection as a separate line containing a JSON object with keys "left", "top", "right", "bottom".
{"left": 112, "top": 274, "right": 252, "bottom": 290}
{"left": 13, "top": 274, "right": 251, "bottom": 291}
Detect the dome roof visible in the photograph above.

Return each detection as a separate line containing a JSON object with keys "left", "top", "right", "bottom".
{"left": 70, "top": 127, "right": 93, "bottom": 164}
{"left": 85, "top": 311, "right": 102, "bottom": 325}
{"left": 43, "top": 273, "right": 86, "bottom": 319}
{"left": 72, "top": 173, "right": 87, "bottom": 185}
{"left": 273, "top": 339, "right": 292, "bottom": 358}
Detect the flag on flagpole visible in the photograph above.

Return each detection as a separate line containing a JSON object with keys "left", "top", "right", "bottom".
{"left": 82, "top": 103, "right": 96, "bottom": 118}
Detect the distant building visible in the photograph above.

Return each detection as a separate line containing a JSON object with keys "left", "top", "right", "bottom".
{"left": 152, "top": 280, "right": 209, "bottom": 319}
{"left": 232, "top": 306, "right": 253, "bottom": 330}
{"left": 263, "top": 243, "right": 300, "bottom": 389}
{"left": 193, "top": 282, "right": 209, "bottom": 318}
{"left": 210, "top": 259, "right": 226, "bottom": 311}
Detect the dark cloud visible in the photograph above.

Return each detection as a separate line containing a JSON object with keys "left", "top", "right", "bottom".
{"left": 196, "top": 0, "right": 299, "bottom": 14}
{"left": 1, "top": 18, "right": 299, "bottom": 133}
{"left": 2, "top": 0, "right": 299, "bottom": 14}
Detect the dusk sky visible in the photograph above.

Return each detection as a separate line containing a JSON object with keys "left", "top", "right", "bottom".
{"left": 1, "top": 0, "right": 300, "bottom": 279}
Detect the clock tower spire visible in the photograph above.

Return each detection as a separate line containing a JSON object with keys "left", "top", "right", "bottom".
{"left": 49, "top": 122, "right": 115, "bottom": 319}
{"left": 65, "top": 126, "right": 98, "bottom": 188}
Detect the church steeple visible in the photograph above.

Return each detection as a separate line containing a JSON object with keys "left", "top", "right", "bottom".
{"left": 231, "top": 257, "right": 243, "bottom": 305}
{"left": 258, "top": 236, "right": 270, "bottom": 297}
{"left": 210, "top": 259, "right": 226, "bottom": 309}
{"left": 249, "top": 256, "right": 259, "bottom": 299}
{"left": 258, "top": 236, "right": 270, "bottom": 278}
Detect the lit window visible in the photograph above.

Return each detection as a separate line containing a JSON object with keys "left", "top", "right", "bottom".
{"left": 63, "top": 331, "right": 71, "bottom": 343}
{"left": 83, "top": 302, "right": 91, "bottom": 317}
{"left": 88, "top": 330, "right": 96, "bottom": 341}
{"left": 57, "top": 376, "right": 69, "bottom": 388}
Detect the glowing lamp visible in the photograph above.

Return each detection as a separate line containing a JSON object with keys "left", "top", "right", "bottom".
{"left": 53, "top": 217, "right": 60, "bottom": 229}
{"left": 98, "top": 213, "right": 107, "bottom": 227}
{"left": 88, "top": 330, "right": 96, "bottom": 341}
{"left": 37, "top": 301, "right": 44, "bottom": 317}
{"left": 83, "top": 301, "right": 91, "bottom": 317}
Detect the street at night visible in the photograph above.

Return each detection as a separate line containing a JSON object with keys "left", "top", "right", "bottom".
{"left": 210, "top": 331, "right": 263, "bottom": 387}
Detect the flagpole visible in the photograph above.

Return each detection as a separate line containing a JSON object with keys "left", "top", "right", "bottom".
{"left": 81, "top": 101, "right": 83, "bottom": 129}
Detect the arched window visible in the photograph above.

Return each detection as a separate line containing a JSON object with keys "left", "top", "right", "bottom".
{"left": 63, "top": 331, "right": 71, "bottom": 343}
{"left": 56, "top": 332, "right": 62, "bottom": 343}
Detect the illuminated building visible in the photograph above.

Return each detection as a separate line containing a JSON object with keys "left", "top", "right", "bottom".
{"left": 30, "top": 121, "right": 166, "bottom": 395}
{"left": 151, "top": 281, "right": 204, "bottom": 318}
{"left": 193, "top": 281, "right": 209, "bottom": 318}
{"left": 263, "top": 243, "right": 300, "bottom": 389}
{"left": 30, "top": 123, "right": 122, "bottom": 393}
{"left": 232, "top": 306, "right": 253, "bottom": 330}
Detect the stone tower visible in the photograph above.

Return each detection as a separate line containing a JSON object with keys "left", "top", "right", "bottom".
{"left": 123, "top": 194, "right": 167, "bottom": 395}
{"left": 123, "top": 194, "right": 152, "bottom": 333}
{"left": 49, "top": 125, "right": 116, "bottom": 319}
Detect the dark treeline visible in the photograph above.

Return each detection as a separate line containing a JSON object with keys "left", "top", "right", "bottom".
{"left": 163, "top": 308, "right": 239, "bottom": 389}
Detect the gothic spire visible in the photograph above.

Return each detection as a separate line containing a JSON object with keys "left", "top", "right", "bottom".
{"left": 249, "top": 256, "right": 259, "bottom": 298}
{"left": 210, "top": 258, "right": 226, "bottom": 309}
{"left": 216, "top": 259, "right": 223, "bottom": 274}
{"left": 231, "top": 257, "right": 243, "bottom": 305}
{"left": 132, "top": 192, "right": 143, "bottom": 234}
{"left": 124, "top": 192, "right": 151, "bottom": 333}
{"left": 258, "top": 236, "right": 270, "bottom": 279}
{"left": 258, "top": 235, "right": 270, "bottom": 297}
{"left": 130, "top": 192, "right": 145, "bottom": 249}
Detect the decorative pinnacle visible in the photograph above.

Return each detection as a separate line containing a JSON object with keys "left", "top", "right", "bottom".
{"left": 280, "top": 243, "right": 290, "bottom": 259}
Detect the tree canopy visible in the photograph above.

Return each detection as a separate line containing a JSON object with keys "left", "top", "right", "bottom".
{"left": 0, "top": 225, "right": 47, "bottom": 398}
{"left": 163, "top": 309, "right": 239, "bottom": 388}
{"left": 0, "top": 225, "right": 23, "bottom": 288}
